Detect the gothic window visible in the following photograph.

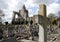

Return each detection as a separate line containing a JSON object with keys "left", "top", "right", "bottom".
{"left": 15, "top": 14, "right": 18, "bottom": 18}
{"left": 15, "top": 14, "right": 19, "bottom": 21}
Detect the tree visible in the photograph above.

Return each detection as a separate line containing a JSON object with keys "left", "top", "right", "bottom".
{"left": 48, "top": 13, "right": 56, "bottom": 24}
{"left": 48, "top": 13, "right": 56, "bottom": 18}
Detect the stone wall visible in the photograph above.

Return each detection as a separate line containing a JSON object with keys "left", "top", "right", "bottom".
{"left": 0, "top": 25, "right": 31, "bottom": 39}
{"left": 0, "top": 24, "right": 39, "bottom": 39}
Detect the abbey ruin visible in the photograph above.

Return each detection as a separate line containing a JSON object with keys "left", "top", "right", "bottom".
{"left": 0, "top": 4, "right": 49, "bottom": 42}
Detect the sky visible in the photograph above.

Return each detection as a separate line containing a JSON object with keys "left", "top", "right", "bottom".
{"left": 0, "top": 0, "right": 60, "bottom": 23}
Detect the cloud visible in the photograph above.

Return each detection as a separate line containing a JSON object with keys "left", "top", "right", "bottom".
{"left": 24, "top": 0, "right": 39, "bottom": 17}
{"left": 33, "top": 0, "right": 59, "bottom": 5}
{"left": 6, "top": 0, "right": 18, "bottom": 11}
{"left": 47, "top": 3, "right": 60, "bottom": 16}
{"left": 0, "top": 0, "right": 23, "bottom": 22}
{"left": 0, "top": 0, "right": 60, "bottom": 23}
{"left": 0, "top": 0, "right": 8, "bottom": 9}
{"left": 32, "top": 0, "right": 60, "bottom": 16}
{"left": 24, "top": 0, "right": 60, "bottom": 17}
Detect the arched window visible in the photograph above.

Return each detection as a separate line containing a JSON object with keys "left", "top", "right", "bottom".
{"left": 15, "top": 14, "right": 18, "bottom": 18}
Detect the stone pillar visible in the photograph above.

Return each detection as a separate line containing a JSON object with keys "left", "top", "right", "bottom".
{"left": 38, "top": 24, "right": 47, "bottom": 42}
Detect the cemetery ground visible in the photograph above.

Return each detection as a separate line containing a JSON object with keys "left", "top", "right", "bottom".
{"left": 0, "top": 36, "right": 39, "bottom": 42}
{"left": 0, "top": 25, "right": 60, "bottom": 42}
{"left": 0, "top": 26, "right": 39, "bottom": 42}
{"left": 47, "top": 27, "right": 60, "bottom": 42}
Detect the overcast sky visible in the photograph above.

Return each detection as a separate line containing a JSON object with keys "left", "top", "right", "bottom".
{"left": 0, "top": 0, "right": 60, "bottom": 23}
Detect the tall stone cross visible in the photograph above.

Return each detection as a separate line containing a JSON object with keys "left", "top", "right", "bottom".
{"left": 38, "top": 4, "right": 48, "bottom": 42}
{"left": 33, "top": 4, "right": 48, "bottom": 42}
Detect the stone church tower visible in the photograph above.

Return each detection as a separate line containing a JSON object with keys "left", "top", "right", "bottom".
{"left": 12, "top": 5, "right": 28, "bottom": 24}
{"left": 19, "top": 5, "right": 28, "bottom": 20}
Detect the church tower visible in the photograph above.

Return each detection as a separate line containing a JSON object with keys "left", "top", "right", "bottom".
{"left": 19, "top": 5, "right": 28, "bottom": 20}
{"left": 39, "top": 4, "right": 46, "bottom": 17}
